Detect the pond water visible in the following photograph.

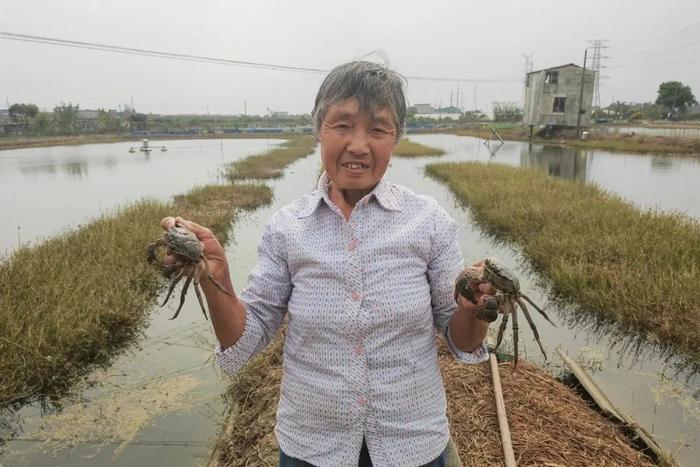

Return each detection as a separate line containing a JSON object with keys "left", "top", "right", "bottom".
{"left": 0, "top": 138, "right": 284, "bottom": 256}
{"left": 1, "top": 135, "right": 698, "bottom": 466}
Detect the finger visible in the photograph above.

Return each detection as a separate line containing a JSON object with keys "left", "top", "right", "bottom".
{"left": 175, "top": 217, "right": 212, "bottom": 238}
{"left": 161, "top": 216, "right": 176, "bottom": 230}
{"left": 478, "top": 282, "right": 497, "bottom": 295}
{"left": 163, "top": 253, "right": 177, "bottom": 266}
{"left": 477, "top": 293, "right": 495, "bottom": 306}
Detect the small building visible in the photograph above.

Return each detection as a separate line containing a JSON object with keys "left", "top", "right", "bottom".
{"left": 77, "top": 109, "right": 99, "bottom": 132}
{"left": 413, "top": 103, "right": 434, "bottom": 114}
{"left": 523, "top": 63, "right": 596, "bottom": 128}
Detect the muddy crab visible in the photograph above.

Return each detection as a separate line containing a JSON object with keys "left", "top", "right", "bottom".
{"left": 455, "top": 257, "right": 555, "bottom": 368}
{"left": 146, "top": 223, "right": 232, "bottom": 320}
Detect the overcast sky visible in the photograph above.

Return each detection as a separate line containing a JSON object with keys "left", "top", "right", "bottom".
{"left": 1, "top": 0, "right": 699, "bottom": 116}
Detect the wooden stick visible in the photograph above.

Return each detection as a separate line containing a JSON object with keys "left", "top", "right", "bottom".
{"left": 489, "top": 353, "right": 517, "bottom": 467}
{"left": 556, "top": 348, "right": 677, "bottom": 467}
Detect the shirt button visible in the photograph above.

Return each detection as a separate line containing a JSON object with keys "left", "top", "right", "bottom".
{"left": 357, "top": 396, "right": 367, "bottom": 407}
{"left": 354, "top": 345, "right": 363, "bottom": 355}
{"left": 347, "top": 238, "right": 358, "bottom": 251}
{"left": 351, "top": 291, "right": 361, "bottom": 301}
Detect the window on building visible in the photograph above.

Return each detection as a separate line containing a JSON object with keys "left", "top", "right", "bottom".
{"left": 526, "top": 75, "right": 530, "bottom": 87}
{"left": 545, "top": 71, "right": 559, "bottom": 84}
{"left": 553, "top": 97, "right": 566, "bottom": 113}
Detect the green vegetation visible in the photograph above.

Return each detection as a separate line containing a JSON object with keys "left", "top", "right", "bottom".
{"left": 393, "top": 138, "right": 446, "bottom": 157}
{"left": 0, "top": 129, "right": 318, "bottom": 409}
{"left": 426, "top": 161, "right": 700, "bottom": 362}
{"left": 656, "top": 81, "right": 697, "bottom": 113}
{"left": 226, "top": 135, "right": 317, "bottom": 180}
{"left": 0, "top": 184, "right": 272, "bottom": 408}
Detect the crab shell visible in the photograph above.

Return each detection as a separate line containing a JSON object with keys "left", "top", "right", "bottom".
{"left": 483, "top": 257, "right": 520, "bottom": 295}
{"left": 164, "top": 226, "right": 203, "bottom": 262}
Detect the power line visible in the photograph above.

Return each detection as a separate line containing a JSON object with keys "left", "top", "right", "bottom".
{"left": 0, "top": 31, "right": 519, "bottom": 84}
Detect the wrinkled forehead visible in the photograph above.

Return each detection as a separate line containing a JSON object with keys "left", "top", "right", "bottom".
{"left": 323, "top": 98, "right": 395, "bottom": 126}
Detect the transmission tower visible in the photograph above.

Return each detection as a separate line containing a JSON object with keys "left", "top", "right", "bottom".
{"left": 587, "top": 40, "right": 609, "bottom": 109}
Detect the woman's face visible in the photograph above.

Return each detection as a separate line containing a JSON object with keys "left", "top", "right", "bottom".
{"left": 318, "top": 98, "right": 397, "bottom": 196}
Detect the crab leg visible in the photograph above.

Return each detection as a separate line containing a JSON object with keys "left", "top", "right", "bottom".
{"left": 517, "top": 298, "right": 547, "bottom": 360}
{"left": 495, "top": 309, "right": 510, "bottom": 350}
{"left": 193, "top": 282, "right": 208, "bottom": 320}
{"left": 520, "top": 293, "right": 556, "bottom": 326}
{"left": 203, "top": 257, "right": 235, "bottom": 297}
{"left": 161, "top": 268, "right": 186, "bottom": 307}
{"left": 192, "top": 263, "right": 209, "bottom": 320}
{"left": 171, "top": 267, "right": 194, "bottom": 320}
{"left": 510, "top": 301, "right": 519, "bottom": 370}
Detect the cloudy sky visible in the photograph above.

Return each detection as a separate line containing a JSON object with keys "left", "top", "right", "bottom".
{"left": 1, "top": 0, "right": 698, "bottom": 116}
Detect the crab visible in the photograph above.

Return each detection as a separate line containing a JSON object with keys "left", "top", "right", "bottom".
{"left": 455, "top": 257, "right": 555, "bottom": 368}
{"left": 146, "top": 224, "right": 232, "bottom": 320}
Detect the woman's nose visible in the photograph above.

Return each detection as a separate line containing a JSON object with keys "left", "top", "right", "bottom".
{"left": 347, "top": 128, "right": 370, "bottom": 155}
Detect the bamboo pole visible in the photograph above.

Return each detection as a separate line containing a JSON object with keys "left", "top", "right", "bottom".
{"left": 556, "top": 348, "right": 677, "bottom": 467}
{"left": 489, "top": 353, "right": 517, "bottom": 467}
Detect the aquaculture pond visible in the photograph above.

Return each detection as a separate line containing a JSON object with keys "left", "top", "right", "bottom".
{"left": 1, "top": 135, "right": 698, "bottom": 465}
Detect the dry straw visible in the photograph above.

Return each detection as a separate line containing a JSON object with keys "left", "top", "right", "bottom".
{"left": 210, "top": 333, "right": 654, "bottom": 466}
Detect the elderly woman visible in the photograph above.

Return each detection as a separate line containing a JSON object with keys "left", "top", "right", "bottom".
{"left": 161, "top": 61, "right": 491, "bottom": 467}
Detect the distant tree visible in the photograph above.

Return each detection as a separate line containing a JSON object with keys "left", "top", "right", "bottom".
{"left": 8, "top": 103, "right": 39, "bottom": 122}
{"left": 492, "top": 102, "right": 523, "bottom": 122}
{"left": 655, "top": 81, "right": 697, "bottom": 113}
{"left": 53, "top": 102, "right": 79, "bottom": 134}
{"left": 96, "top": 109, "right": 121, "bottom": 133}
{"left": 129, "top": 112, "right": 148, "bottom": 131}
{"left": 459, "top": 110, "right": 488, "bottom": 123}
{"left": 32, "top": 112, "right": 52, "bottom": 134}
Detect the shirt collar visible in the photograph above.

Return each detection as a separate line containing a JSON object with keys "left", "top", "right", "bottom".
{"left": 296, "top": 172, "right": 401, "bottom": 218}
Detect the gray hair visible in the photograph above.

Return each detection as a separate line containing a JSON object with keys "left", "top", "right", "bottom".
{"left": 312, "top": 61, "right": 407, "bottom": 140}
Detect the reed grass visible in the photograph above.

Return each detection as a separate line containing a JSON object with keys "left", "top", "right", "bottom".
{"left": 0, "top": 183, "right": 272, "bottom": 408}
{"left": 226, "top": 136, "right": 317, "bottom": 181}
{"left": 393, "top": 138, "right": 446, "bottom": 157}
{"left": 426, "top": 161, "right": 700, "bottom": 362}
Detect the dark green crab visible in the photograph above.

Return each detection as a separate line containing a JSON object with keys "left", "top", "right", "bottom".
{"left": 146, "top": 224, "right": 232, "bottom": 320}
{"left": 455, "top": 257, "right": 555, "bottom": 368}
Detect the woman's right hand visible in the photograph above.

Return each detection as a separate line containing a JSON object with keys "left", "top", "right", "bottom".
{"left": 160, "top": 216, "right": 231, "bottom": 288}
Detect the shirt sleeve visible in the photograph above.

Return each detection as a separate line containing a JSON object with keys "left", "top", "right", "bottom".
{"left": 215, "top": 215, "right": 292, "bottom": 376}
{"left": 426, "top": 202, "right": 489, "bottom": 364}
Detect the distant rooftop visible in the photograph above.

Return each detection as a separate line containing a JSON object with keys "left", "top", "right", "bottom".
{"left": 527, "top": 63, "right": 584, "bottom": 75}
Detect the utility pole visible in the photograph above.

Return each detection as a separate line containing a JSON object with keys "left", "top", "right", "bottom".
{"left": 576, "top": 49, "right": 588, "bottom": 139}
{"left": 243, "top": 99, "right": 247, "bottom": 116}
{"left": 472, "top": 83, "right": 478, "bottom": 111}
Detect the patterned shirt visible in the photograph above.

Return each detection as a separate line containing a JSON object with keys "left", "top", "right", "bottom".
{"left": 216, "top": 172, "right": 488, "bottom": 467}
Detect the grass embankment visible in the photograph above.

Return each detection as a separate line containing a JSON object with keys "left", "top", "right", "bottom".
{"left": 208, "top": 329, "right": 654, "bottom": 466}
{"left": 0, "top": 135, "right": 317, "bottom": 409}
{"left": 426, "top": 161, "right": 700, "bottom": 362}
{"left": 0, "top": 184, "right": 272, "bottom": 409}
{"left": 226, "top": 135, "right": 317, "bottom": 180}
{"left": 393, "top": 138, "right": 446, "bottom": 157}
{"left": 447, "top": 126, "right": 700, "bottom": 155}
{"left": 0, "top": 132, "right": 309, "bottom": 151}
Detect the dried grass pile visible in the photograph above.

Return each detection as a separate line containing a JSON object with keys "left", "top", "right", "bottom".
{"left": 211, "top": 335, "right": 655, "bottom": 466}
{"left": 439, "top": 341, "right": 655, "bottom": 466}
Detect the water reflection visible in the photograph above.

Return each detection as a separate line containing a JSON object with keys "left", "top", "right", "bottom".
{"left": 520, "top": 144, "right": 589, "bottom": 182}
{"left": 651, "top": 155, "right": 674, "bottom": 172}
{"left": 62, "top": 160, "right": 89, "bottom": 179}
